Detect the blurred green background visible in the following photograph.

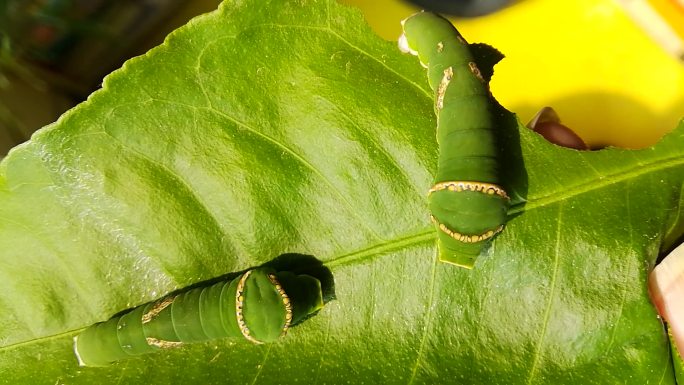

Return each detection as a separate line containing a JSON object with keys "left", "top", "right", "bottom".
{"left": 0, "top": 0, "right": 222, "bottom": 157}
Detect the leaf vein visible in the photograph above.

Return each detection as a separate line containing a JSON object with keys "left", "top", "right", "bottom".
{"left": 663, "top": 182, "right": 684, "bottom": 244}
{"left": 604, "top": 186, "right": 633, "bottom": 355}
{"left": 317, "top": 96, "right": 420, "bottom": 195}
{"left": 99, "top": 127, "right": 245, "bottom": 273}
{"left": 525, "top": 203, "right": 563, "bottom": 385}
{"left": 407, "top": 252, "right": 439, "bottom": 385}
{"left": 249, "top": 345, "right": 272, "bottom": 385}
{"left": 510, "top": 154, "right": 684, "bottom": 215}
{"left": 325, "top": 228, "right": 434, "bottom": 268}
{"left": 239, "top": 22, "right": 432, "bottom": 99}
{"left": 204, "top": 107, "right": 384, "bottom": 241}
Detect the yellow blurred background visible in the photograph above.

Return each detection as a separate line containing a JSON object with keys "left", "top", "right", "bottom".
{"left": 342, "top": 0, "right": 684, "bottom": 148}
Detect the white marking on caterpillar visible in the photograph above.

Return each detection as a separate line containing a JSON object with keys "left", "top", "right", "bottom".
{"left": 468, "top": 62, "right": 485, "bottom": 82}
{"left": 437, "top": 67, "right": 453, "bottom": 110}
{"left": 398, "top": 34, "right": 417, "bottom": 56}
{"left": 73, "top": 336, "right": 86, "bottom": 367}
{"left": 146, "top": 337, "right": 183, "bottom": 349}
{"left": 142, "top": 295, "right": 176, "bottom": 324}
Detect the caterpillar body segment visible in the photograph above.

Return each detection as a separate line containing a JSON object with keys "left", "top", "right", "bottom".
{"left": 400, "top": 12, "right": 509, "bottom": 268}
{"left": 74, "top": 268, "right": 324, "bottom": 366}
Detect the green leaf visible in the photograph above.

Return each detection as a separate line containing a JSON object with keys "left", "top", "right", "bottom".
{"left": 671, "top": 326, "right": 684, "bottom": 384}
{"left": 1, "top": 0, "right": 683, "bottom": 383}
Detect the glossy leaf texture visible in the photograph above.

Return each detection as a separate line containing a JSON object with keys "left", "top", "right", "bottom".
{"left": 1, "top": 0, "right": 683, "bottom": 384}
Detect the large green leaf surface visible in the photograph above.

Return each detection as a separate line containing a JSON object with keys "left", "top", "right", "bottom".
{"left": 1, "top": 0, "right": 683, "bottom": 383}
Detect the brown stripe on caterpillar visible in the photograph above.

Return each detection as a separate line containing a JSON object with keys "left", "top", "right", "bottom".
{"left": 437, "top": 66, "right": 453, "bottom": 110}
{"left": 142, "top": 295, "right": 177, "bottom": 324}
{"left": 468, "top": 62, "right": 485, "bottom": 82}
{"left": 146, "top": 337, "right": 183, "bottom": 349}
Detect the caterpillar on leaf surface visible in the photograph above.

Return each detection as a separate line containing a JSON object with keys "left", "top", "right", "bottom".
{"left": 399, "top": 12, "right": 510, "bottom": 268}
{"left": 74, "top": 267, "right": 324, "bottom": 367}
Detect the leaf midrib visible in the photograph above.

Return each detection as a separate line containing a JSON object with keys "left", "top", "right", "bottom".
{"left": 326, "top": 151, "right": 684, "bottom": 267}
{"left": 508, "top": 152, "right": 684, "bottom": 215}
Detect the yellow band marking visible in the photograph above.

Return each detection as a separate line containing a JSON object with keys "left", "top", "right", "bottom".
{"left": 267, "top": 273, "right": 293, "bottom": 337}
{"left": 431, "top": 215, "right": 504, "bottom": 243}
{"left": 235, "top": 270, "right": 263, "bottom": 344}
{"left": 429, "top": 181, "right": 509, "bottom": 200}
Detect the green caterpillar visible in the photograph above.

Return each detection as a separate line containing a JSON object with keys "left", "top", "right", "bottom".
{"left": 74, "top": 267, "right": 324, "bottom": 367}
{"left": 399, "top": 12, "right": 509, "bottom": 268}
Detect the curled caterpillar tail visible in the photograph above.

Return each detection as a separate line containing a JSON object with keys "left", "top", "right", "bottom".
{"left": 400, "top": 12, "right": 509, "bottom": 268}
{"left": 74, "top": 267, "right": 324, "bottom": 367}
